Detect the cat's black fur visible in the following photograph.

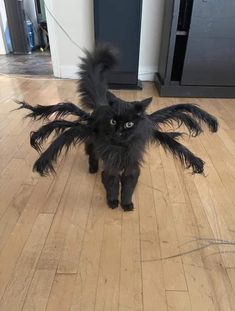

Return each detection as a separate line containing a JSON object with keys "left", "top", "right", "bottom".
{"left": 17, "top": 44, "right": 218, "bottom": 211}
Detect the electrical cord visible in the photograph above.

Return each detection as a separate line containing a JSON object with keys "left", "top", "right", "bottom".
{"left": 43, "top": 0, "right": 84, "bottom": 53}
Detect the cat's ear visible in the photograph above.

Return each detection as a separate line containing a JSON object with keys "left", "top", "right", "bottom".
{"left": 134, "top": 97, "right": 152, "bottom": 114}
{"left": 107, "top": 91, "right": 118, "bottom": 107}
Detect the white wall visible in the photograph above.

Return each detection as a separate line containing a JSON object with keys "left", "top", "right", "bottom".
{"left": 46, "top": 0, "right": 164, "bottom": 81}
{"left": 45, "top": 0, "right": 94, "bottom": 78}
{"left": 139, "top": 0, "right": 165, "bottom": 81}
{"left": 0, "top": 16, "right": 6, "bottom": 54}
{"left": 0, "top": 0, "right": 7, "bottom": 54}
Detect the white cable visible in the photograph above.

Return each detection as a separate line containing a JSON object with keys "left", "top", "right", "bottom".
{"left": 43, "top": 0, "right": 84, "bottom": 53}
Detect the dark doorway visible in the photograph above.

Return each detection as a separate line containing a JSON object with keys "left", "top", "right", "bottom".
{"left": 0, "top": 0, "right": 52, "bottom": 75}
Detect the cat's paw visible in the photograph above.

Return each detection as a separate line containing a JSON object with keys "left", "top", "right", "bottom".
{"left": 108, "top": 200, "right": 119, "bottom": 209}
{"left": 121, "top": 203, "right": 134, "bottom": 212}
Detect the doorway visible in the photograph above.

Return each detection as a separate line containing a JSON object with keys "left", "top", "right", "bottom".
{"left": 0, "top": 0, "right": 53, "bottom": 76}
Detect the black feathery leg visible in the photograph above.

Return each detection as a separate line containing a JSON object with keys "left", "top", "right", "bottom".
{"left": 153, "top": 130, "right": 205, "bottom": 174}
{"left": 101, "top": 169, "right": 120, "bottom": 209}
{"left": 30, "top": 119, "right": 81, "bottom": 152}
{"left": 16, "top": 100, "right": 89, "bottom": 120}
{"left": 165, "top": 132, "right": 185, "bottom": 140}
{"left": 85, "top": 142, "right": 99, "bottom": 174}
{"left": 33, "top": 124, "right": 89, "bottom": 176}
{"left": 121, "top": 164, "right": 140, "bottom": 211}
{"left": 149, "top": 103, "right": 218, "bottom": 134}
{"left": 154, "top": 104, "right": 218, "bottom": 132}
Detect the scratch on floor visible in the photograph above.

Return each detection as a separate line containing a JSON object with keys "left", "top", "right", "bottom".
{"left": 141, "top": 238, "right": 235, "bottom": 262}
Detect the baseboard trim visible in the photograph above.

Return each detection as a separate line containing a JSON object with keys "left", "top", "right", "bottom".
{"left": 57, "top": 65, "right": 158, "bottom": 82}
{"left": 155, "top": 73, "right": 235, "bottom": 98}
{"left": 56, "top": 65, "right": 77, "bottom": 79}
{"left": 138, "top": 66, "right": 157, "bottom": 81}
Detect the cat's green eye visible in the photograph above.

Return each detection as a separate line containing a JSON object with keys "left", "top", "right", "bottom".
{"left": 110, "top": 119, "right": 117, "bottom": 126}
{"left": 125, "top": 122, "right": 134, "bottom": 128}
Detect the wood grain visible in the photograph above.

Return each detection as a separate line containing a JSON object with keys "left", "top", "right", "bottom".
{"left": 0, "top": 77, "right": 235, "bottom": 310}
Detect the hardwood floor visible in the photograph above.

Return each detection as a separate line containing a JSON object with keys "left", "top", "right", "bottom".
{"left": 0, "top": 76, "right": 235, "bottom": 310}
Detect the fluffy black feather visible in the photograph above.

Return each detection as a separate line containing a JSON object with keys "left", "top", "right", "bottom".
{"left": 153, "top": 130, "right": 205, "bottom": 174}
{"left": 165, "top": 131, "right": 185, "bottom": 140}
{"left": 33, "top": 125, "right": 89, "bottom": 176}
{"left": 16, "top": 100, "right": 89, "bottom": 120}
{"left": 17, "top": 44, "right": 219, "bottom": 210}
{"left": 30, "top": 120, "right": 81, "bottom": 152}
{"left": 152, "top": 110, "right": 203, "bottom": 137}
{"left": 150, "top": 103, "right": 218, "bottom": 133}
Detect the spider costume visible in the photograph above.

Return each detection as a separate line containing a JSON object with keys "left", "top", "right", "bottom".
{"left": 17, "top": 45, "right": 218, "bottom": 211}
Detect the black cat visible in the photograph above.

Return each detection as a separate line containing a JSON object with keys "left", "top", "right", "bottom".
{"left": 17, "top": 45, "right": 218, "bottom": 211}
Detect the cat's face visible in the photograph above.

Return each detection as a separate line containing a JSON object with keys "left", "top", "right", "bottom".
{"left": 91, "top": 97, "right": 152, "bottom": 146}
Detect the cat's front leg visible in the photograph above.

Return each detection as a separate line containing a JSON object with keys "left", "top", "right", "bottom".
{"left": 101, "top": 170, "right": 120, "bottom": 209}
{"left": 121, "top": 164, "right": 140, "bottom": 211}
{"left": 85, "top": 142, "right": 99, "bottom": 174}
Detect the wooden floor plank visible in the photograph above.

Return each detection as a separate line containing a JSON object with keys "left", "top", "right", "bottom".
{"left": 160, "top": 147, "right": 221, "bottom": 311}
{"left": 138, "top": 161, "right": 168, "bottom": 311}
{"left": 94, "top": 208, "right": 122, "bottom": 311}
{"left": 0, "top": 177, "right": 53, "bottom": 300}
{"left": 0, "top": 159, "right": 31, "bottom": 217}
{"left": 45, "top": 274, "right": 76, "bottom": 311}
{"left": 70, "top": 178, "right": 107, "bottom": 311}
{"left": 57, "top": 152, "right": 96, "bottom": 274}
{"left": 149, "top": 146, "right": 188, "bottom": 291}
{"left": 36, "top": 152, "right": 84, "bottom": 273}
{"left": 22, "top": 269, "right": 55, "bottom": 311}
{"left": 0, "top": 183, "right": 35, "bottom": 251}
{"left": 119, "top": 194, "right": 143, "bottom": 311}
{"left": 177, "top": 160, "right": 235, "bottom": 311}
{"left": 0, "top": 214, "right": 53, "bottom": 311}
{"left": 166, "top": 290, "right": 191, "bottom": 311}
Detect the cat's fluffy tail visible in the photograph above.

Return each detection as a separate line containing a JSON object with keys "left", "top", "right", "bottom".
{"left": 78, "top": 44, "right": 118, "bottom": 110}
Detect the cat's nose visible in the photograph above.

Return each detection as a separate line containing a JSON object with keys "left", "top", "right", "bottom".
{"left": 116, "top": 128, "right": 124, "bottom": 136}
